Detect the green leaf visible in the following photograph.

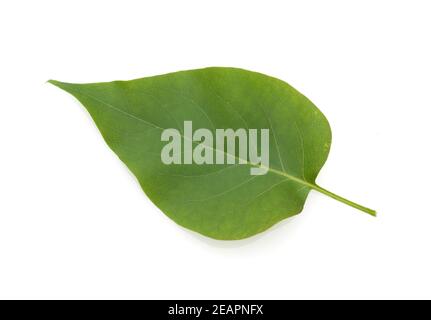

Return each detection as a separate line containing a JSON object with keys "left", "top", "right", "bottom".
{"left": 49, "top": 67, "right": 375, "bottom": 240}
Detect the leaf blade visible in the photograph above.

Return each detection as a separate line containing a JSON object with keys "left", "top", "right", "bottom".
{"left": 49, "top": 67, "right": 375, "bottom": 240}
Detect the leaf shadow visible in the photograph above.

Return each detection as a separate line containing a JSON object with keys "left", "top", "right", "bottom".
{"left": 182, "top": 215, "right": 302, "bottom": 249}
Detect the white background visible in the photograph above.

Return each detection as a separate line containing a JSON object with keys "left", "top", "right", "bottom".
{"left": 0, "top": 0, "right": 430, "bottom": 299}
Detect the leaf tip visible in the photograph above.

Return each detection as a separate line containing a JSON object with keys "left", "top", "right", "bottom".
{"left": 47, "top": 79, "right": 61, "bottom": 86}
{"left": 47, "top": 79, "right": 74, "bottom": 93}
